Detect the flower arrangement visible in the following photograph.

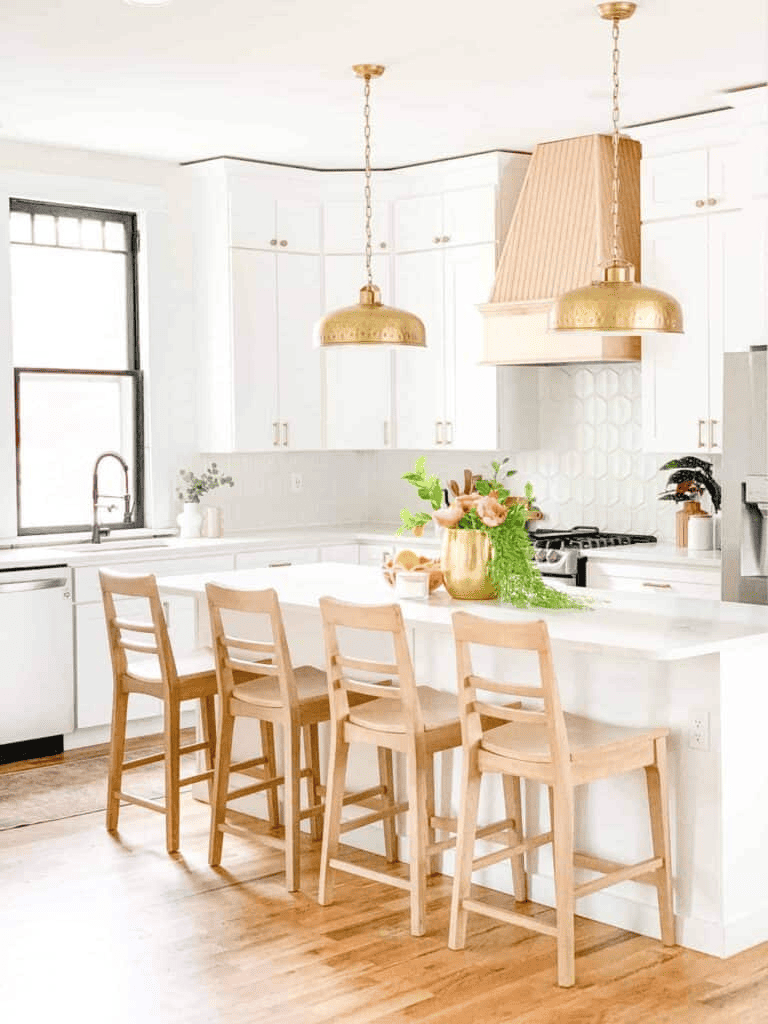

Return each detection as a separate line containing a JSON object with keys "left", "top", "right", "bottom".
{"left": 398, "top": 457, "right": 588, "bottom": 610}
{"left": 657, "top": 456, "right": 721, "bottom": 511}
{"left": 176, "top": 462, "right": 234, "bottom": 504}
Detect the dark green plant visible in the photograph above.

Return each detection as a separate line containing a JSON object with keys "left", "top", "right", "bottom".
{"left": 658, "top": 456, "right": 721, "bottom": 512}
{"left": 398, "top": 457, "right": 589, "bottom": 611}
{"left": 177, "top": 462, "right": 234, "bottom": 504}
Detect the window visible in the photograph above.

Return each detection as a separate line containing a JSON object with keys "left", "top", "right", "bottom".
{"left": 11, "top": 199, "right": 144, "bottom": 535}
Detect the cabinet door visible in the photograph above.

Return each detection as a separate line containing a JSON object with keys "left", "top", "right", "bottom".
{"left": 276, "top": 253, "right": 324, "bottom": 449}
{"left": 442, "top": 187, "right": 497, "bottom": 247}
{"left": 228, "top": 180, "right": 276, "bottom": 249}
{"left": 707, "top": 145, "right": 744, "bottom": 212}
{"left": 641, "top": 150, "right": 709, "bottom": 221}
{"left": 443, "top": 243, "right": 499, "bottom": 449}
{"left": 394, "top": 250, "right": 445, "bottom": 449}
{"left": 323, "top": 200, "right": 391, "bottom": 253}
{"left": 708, "top": 210, "right": 750, "bottom": 450}
{"left": 394, "top": 193, "right": 444, "bottom": 252}
{"left": 235, "top": 548, "right": 319, "bottom": 569}
{"left": 641, "top": 218, "right": 710, "bottom": 453}
{"left": 323, "top": 253, "right": 393, "bottom": 449}
{"left": 231, "top": 248, "right": 280, "bottom": 450}
{"left": 276, "top": 199, "right": 321, "bottom": 253}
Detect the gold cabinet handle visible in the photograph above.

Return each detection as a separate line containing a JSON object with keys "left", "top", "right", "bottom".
{"left": 435, "top": 421, "right": 443, "bottom": 445}
{"left": 445, "top": 420, "right": 454, "bottom": 444}
{"left": 379, "top": 241, "right": 387, "bottom": 249}
{"left": 383, "top": 420, "right": 390, "bottom": 447}
{"left": 269, "top": 238, "right": 278, "bottom": 246}
{"left": 272, "top": 421, "right": 280, "bottom": 446}
{"left": 642, "top": 582, "right": 672, "bottom": 590}
{"left": 707, "top": 198, "right": 717, "bottom": 206}
{"left": 695, "top": 199, "right": 705, "bottom": 208}
{"left": 279, "top": 239, "right": 288, "bottom": 247}
{"left": 441, "top": 235, "right": 450, "bottom": 243}
{"left": 433, "top": 236, "right": 441, "bottom": 244}
{"left": 709, "top": 418, "right": 719, "bottom": 448}
{"left": 697, "top": 419, "right": 707, "bottom": 448}
{"left": 282, "top": 422, "right": 289, "bottom": 447}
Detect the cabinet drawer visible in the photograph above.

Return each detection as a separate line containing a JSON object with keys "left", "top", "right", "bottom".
{"left": 74, "top": 554, "right": 235, "bottom": 604}
{"left": 235, "top": 547, "right": 319, "bottom": 569}
{"left": 319, "top": 544, "right": 360, "bottom": 564}
{"left": 587, "top": 561, "right": 721, "bottom": 598}
{"left": 358, "top": 542, "right": 396, "bottom": 566}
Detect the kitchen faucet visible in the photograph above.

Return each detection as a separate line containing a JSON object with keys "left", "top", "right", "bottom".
{"left": 91, "top": 451, "right": 133, "bottom": 543}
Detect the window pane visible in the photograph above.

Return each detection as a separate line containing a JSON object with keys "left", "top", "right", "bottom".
{"left": 10, "top": 245, "right": 129, "bottom": 369}
{"left": 104, "top": 221, "right": 126, "bottom": 252}
{"left": 17, "top": 372, "right": 137, "bottom": 530}
{"left": 80, "top": 218, "right": 104, "bottom": 250}
{"left": 57, "top": 216, "right": 81, "bottom": 248}
{"left": 33, "top": 214, "right": 56, "bottom": 245}
{"left": 9, "top": 210, "right": 31, "bottom": 243}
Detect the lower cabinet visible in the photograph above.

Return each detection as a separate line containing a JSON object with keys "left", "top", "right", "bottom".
{"left": 75, "top": 594, "right": 197, "bottom": 730}
{"left": 319, "top": 544, "right": 360, "bottom": 564}
{"left": 235, "top": 547, "right": 320, "bottom": 569}
{"left": 586, "top": 559, "right": 721, "bottom": 599}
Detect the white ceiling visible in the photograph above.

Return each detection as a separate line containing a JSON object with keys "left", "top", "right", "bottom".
{"left": 1, "top": 0, "right": 766, "bottom": 167}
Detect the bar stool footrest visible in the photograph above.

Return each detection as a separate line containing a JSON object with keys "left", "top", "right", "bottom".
{"left": 328, "top": 857, "right": 412, "bottom": 891}
{"left": 461, "top": 898, "right": 557, "bottom": 936}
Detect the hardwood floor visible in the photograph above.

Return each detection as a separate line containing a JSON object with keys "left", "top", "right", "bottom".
{"left": 2, "top": 788, "right": 768, "bottom": 1022}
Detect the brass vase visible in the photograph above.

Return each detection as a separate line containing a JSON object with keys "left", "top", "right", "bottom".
{"left": 440, "top": 528, "right": 496, "bottom": 600}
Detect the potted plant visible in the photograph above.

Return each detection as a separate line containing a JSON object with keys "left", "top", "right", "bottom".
{"left": 176, "top": 462, "right": 234, "bottom": 538}
{"left": 658, "top": 456, "right": 721, "bottom": 548}
{"left": 398, "top": 457, "right": 587, "bottom": 609}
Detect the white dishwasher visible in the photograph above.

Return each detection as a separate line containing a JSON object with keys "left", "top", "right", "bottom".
{"left": 0, "top": 565, "right": 74, "bottom": 750}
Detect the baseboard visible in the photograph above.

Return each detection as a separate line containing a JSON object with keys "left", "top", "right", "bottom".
{"left": 0, "top": 734, "right": 63, "bottom": 766}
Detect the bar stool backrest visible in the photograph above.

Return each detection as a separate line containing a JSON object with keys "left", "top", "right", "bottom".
{"left": 451, "top": 611, "right": 571, "bottom": 779}
{"left": 205, "top": 583, "right": 299, "bottom": 712}
{"left": 99, "top": 570, "right": 179, "bottom": 696}
{"left": 319, "top": 596, "right": 423, "bottom": 734}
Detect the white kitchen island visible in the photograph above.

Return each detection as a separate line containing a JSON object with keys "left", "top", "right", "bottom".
{"left": 158, "top": 562, "right": 768, "bottom": 960}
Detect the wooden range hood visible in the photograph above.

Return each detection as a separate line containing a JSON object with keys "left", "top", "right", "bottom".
{"left": 480, "top": 133, "right": 642, "bottom": 364}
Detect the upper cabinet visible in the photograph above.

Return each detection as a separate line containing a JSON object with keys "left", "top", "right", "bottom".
{"left": 323, "top": 199, "right": 391, "bottom": 254}
{"left": 394, "top": 185, "right": 497, "bottom": 252}
{"left": 229, "top": 179, "right": 322, "bottom": 252}
{"left": 641, "top": 144, "right": 743, "bottom": 221}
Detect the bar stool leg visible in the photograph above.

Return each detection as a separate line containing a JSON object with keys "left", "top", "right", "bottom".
{"left": 284, "top": 723, "right": 302, "bottom": 892}
{"left": 164, "top": 697, "right": 182, "bottom": 854}
{"left": 424, "top": 753, "right": 439, "bottom": 877}
{"left": 303, "top": 724, "right": 323, "bottom": 842}
{"left": 209, "top": 705, "right": 235, "bottom": 867}
{"left": 552, "top": 785, "right": 576, "bottom": 988}
{"left": 199, "top": 694, "right": 217, "bottom": 804}
{"left": 318, "top": 722, "right": 349, "bottom": 906}
{"left": 106, "top": 687, "right": 129, "bottom": 833}
{"left": 448, "top": 750, "right": 482, "bottom": 950}
{"left": 502, "top": 773, "right": 528, "bottom": 902}
{"left": 645, "top": 736, "right": 676, "bottom": 946}
{"left": 378, "top": 747, "right": 399, "bottom": 864}
{"left": 260, "top": 722, "right": 281, "bottom": 829}
{"left": 406, "top": 742, "right": 430, "bottom": 936}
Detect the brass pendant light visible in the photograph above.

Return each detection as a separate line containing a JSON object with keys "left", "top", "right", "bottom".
{"left": 315, "top": 65, "right": 426, "bottom": 348}
{"left": 550, "top": 2, "right": 683, "bottom": 335}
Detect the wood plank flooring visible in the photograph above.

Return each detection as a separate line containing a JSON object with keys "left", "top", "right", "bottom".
{"left": 2, "top": 779, "right": 768, "bottom": 1022}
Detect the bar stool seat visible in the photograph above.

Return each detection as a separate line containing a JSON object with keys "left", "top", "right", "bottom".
{"left": 348, "top": 685, "right": 462, "bottom": 736}
{"left": 234, "top": 665, "right": 328, "bottom": 708}
{"left": 482, "top": 713, "right": 668, "bottom": 769}
{"left": 126, "top": 647, "right": 216, "bottom": 686}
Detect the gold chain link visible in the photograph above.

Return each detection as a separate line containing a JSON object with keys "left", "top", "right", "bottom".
{"left": 611, "top": 16, "right": 621, "bottom": 264}
{"left": 363, "top": 74, "right": 373, "bottom": 287}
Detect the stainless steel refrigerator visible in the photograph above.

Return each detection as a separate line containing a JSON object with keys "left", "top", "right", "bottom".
{"left": 722, "top": 347, "right": 768, "bottom": 603}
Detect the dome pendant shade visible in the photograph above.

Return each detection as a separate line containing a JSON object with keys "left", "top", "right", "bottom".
{"left": 550, "top": 261, "right": 683, "bottom": 334}
{"left": 315, "top": 284, "right": 426, "bottom": 347}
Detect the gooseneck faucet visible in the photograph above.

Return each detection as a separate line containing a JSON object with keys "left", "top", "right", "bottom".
{"left": 91, "top": 451, "right": 133, "bottom": 543}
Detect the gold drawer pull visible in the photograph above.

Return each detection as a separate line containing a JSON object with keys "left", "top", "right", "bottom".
{"left": 642, "top": 582, "right": 672, "bottom": 590}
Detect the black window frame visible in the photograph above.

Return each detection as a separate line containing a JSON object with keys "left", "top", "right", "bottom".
{"left": 11, "top": 198, "right": 145, "bottom": 536}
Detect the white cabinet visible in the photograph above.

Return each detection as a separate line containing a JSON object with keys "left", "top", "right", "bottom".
{"left": 234, "top": 547, "right": 320, "bottom": 569}
{"left": 229, "top": 179, "right": 321, "bottom": 252}
{"left": 323, "top": 200, "right": 391, "bottom": 253}
{"left": 642, "top": 210, "right": 747, "bottom": 453}
{"left": 319, "top": 544, "right": 360, "bottom": 564}
{"left": 641, "top": 145, "right": 742, "bottom": 221}
{"left": 230, "top": 248, "right": 323, "bottom": 450}
{"left": 323, "top": 254, "right": 394, "bottom": 450}
{"left": 587, "top": 559, "right": 721, "bottom": 600}
{"left": 394, "top": 186, "right": 496, "bottom": 252}
{"left": 75, "top": 595, "right": 197, "bottom": 730}
{"left": 358, "top": 542, "right": 395, "bottom": 566}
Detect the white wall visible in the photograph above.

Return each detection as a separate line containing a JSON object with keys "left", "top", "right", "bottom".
{"left": 0, "top": 139, "right": 198, "bottom": 537}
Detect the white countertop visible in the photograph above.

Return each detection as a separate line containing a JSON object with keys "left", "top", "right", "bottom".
{"left": 156, "top": 562, "right": 768, "bottom": 662}
{"left": 585, "top": 543, "right": 721, "bottom": 570}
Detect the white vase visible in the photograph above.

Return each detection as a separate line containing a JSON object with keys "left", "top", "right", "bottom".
{"left": 177, "top": 502, "right": 203, "bottom": 539}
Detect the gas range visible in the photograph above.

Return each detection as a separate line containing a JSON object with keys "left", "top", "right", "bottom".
{"left": 531, "top": 527, "right": 657, "bottom": 585}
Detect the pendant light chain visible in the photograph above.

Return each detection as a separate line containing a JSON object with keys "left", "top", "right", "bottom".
{"left": 610, "top": 15, "right": 621, "bottom": 265}
{"left": 363, "top": 73, "right": 373, "bottom": 288}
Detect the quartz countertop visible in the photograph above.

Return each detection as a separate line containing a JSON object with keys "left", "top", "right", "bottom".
{"left": 156, "top": 562, "right": 768, "bottom": 662}
{"left": 584, "top": 543, "right": 721, "bottom": 569}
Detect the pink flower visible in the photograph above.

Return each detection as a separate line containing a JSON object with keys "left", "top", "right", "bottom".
{"left": 476, "top": 495, "right": 508, "bottom": 527}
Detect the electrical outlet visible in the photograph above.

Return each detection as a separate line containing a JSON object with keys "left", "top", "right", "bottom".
{"left": 290, "top": 472, "right": 303, "bottom": 494}
{"left": 688, "top": 709, "right": 710, "bottom": 751}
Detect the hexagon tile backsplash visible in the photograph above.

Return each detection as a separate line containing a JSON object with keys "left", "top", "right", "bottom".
{"left": 371, "top": 365, "right": 721, "bottom": 545}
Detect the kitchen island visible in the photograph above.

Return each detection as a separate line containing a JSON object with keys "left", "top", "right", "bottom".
{"left": 158, "top": 562, "right": 768, "bottom": 960}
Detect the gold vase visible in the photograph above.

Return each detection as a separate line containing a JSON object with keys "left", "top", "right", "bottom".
{"left": 440, "top": 529, "right": 496, "bottom": 600}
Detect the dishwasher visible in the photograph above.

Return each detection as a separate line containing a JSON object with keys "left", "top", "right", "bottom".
{"left": 0, "top": 565, "right": 74, "bottom": 757}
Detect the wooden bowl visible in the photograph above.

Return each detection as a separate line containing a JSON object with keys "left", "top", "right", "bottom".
{"left": 382, "top": 556, "right": 444, "bottom": 594}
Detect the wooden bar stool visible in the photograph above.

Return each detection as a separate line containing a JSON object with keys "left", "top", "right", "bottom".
{"left": 448, "top": 611, "right": 675, "bottom": 988}
{"left": 206, "top": 583, "right": 396, "bottom": 893}
{"left": 318, "top": 597, "right": 527, "bottom": 937}
{"left": 100, "top": 570, "right": 218, "bottom": 855}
